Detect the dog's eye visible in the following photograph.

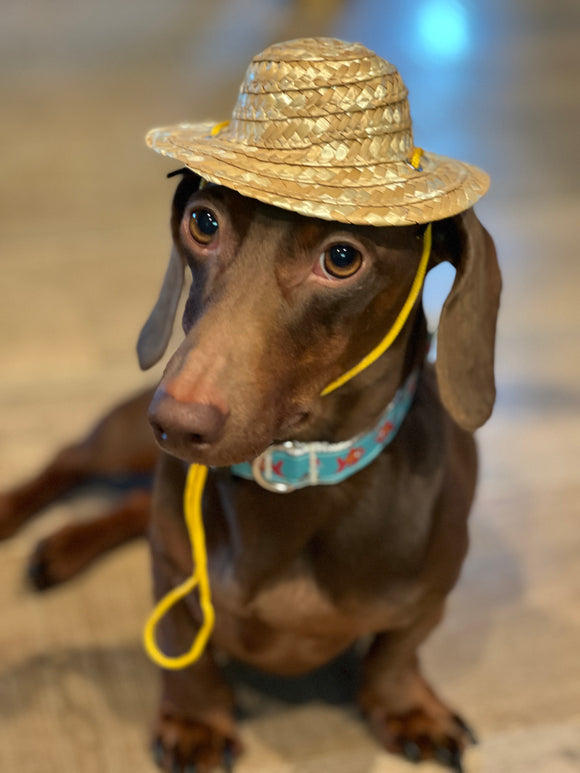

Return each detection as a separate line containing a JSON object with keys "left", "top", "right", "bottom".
{"left": 320, "top": 244, "right": 363, "bottom": 279}
{"left": 189, "top": 208, "right": 219, "bottom": 245}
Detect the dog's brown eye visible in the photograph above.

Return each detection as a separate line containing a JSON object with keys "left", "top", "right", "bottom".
{"left": 189, "top": 209, "right": 219, "bottom": 245}
{"left": 320, "top": 244, "right": 362, "bottom": 279}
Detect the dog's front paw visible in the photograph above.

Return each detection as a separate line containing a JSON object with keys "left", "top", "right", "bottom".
{"left": 27, "top": 527, "right": 90, "bottom": 590}
{"left": 366, "top": 705, "right": 476, "bottom": 772}
{"left": 153, "top": 711, "right": 241, "bottom": 773}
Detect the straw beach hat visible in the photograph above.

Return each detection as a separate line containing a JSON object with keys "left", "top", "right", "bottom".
{"left": 147, "top": 37, "right": 488, "bottom": 226}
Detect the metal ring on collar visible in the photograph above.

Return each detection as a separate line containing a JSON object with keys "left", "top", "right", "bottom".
{"left": 251, "top": 451, "right": 298, "bottom": 493}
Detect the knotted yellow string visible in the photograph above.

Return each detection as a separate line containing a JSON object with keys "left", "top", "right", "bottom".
{"left": 143, "top": 224, "right": 432, "bottom": 669}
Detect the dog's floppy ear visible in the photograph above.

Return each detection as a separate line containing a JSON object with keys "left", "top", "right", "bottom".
{"left": 137, "top": 246, "right": 184, "bottom": 370}
{"left": 137, "top": 171, "right": 201, "bottom": 370}
{"left": 432, "top": 207, "right": 502, "bottom": 432}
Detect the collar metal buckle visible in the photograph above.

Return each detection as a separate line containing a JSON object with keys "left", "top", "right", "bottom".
{"left": 251, "top": 444, "right": 298, "bottom": 493}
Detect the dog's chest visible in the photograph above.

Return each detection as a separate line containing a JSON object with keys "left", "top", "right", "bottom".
{"left": 193, "top": 543, "right": 412, "bottom": 675}
{"left": 215, "top": 568, "right": 348, "bottom": 632}
{"left": 204, "top": 569, "right": 367, "bottom": 673}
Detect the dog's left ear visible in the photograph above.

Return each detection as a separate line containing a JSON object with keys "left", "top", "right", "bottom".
{"left": 431, "top": 207, "right": 502, "bottom": 432}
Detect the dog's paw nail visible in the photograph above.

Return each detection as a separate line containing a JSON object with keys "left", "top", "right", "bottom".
{"left": 27, "top": 559, "right": 52, "bottom": 592}
{"left": 436, "top": 745, "right": 464, "bottom": 773}
{"left": 453, "top": 713, "right": 478, "bottom": 745}
{"left": 451, "top": 753, "right": 465, "bottom": 773}
{"left": 152, "top": 739, "right": 165, "bottom": 768}
{"left": 222, "top": 742, "right": 236, "bottom": 771}
{"left": 402, "top": 740, "right": 422, "bottom": 762}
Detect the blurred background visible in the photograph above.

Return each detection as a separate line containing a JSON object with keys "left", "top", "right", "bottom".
{"left": 1, "top": 1, "right": 579, "bottom": 771}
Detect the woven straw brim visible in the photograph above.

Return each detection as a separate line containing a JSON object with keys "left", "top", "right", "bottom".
{"left": 147, "top": 122, "right": 489, "bottom": 226}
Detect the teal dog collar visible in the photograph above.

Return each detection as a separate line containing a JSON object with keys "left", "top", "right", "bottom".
{"left": 230, "top": 370, "right": 419, "bottom": 493}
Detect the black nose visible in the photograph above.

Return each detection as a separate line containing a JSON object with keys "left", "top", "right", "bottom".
{"left": 148, "top": 390, "right": 227, "bottom": 458}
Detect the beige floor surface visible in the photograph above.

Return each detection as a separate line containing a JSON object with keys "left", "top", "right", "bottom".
{"left": 1, "top": 1, "right": 579, "bottom": 771}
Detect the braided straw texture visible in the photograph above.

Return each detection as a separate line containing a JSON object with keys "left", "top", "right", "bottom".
{"left": 147, "top": 38, "right": 489, "bottom": 225}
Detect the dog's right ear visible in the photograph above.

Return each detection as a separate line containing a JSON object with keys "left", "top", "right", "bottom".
{"left": 137, "top": 172, "right": 201, "bottom": 370}
{"left": 137, "top": 246, "right": 184, "bottom": 370}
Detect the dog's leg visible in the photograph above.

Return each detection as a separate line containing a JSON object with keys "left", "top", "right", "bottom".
{"left": 27, "top": 488, "right": 151, "bottom": 590}
{"left": 359, "top": 605, "right": 476, "bottom": 772}
{"left": 0, "top": 388, "right": 156, "bottom": 540}
{"left": 151, "top": 558, "right": 240, "bottom": 773}
{"left": 0, "top": 444, "right": 88, "bottom": 539}
{"left": 154, "top": 657, "right": 240, "bottom": 773}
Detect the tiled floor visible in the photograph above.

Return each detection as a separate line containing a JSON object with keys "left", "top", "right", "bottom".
{"left": 1, "top": 1, "right": 579, "bottom": 771}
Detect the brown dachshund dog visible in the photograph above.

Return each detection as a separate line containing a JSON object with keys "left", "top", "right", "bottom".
{"left": 0, "top": 169, "right": 500, "bottom": 771}
{"left": 139, "top": 170, "right": 500, "bottom": 771}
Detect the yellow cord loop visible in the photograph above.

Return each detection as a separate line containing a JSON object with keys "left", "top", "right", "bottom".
{"left": 143, "top": 464, "right": 215, "bottom": 669}
{"left": 143, "top": 224, "right": 432, "bottom": 669}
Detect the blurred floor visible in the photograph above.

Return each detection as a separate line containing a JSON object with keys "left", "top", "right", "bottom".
{"left": 1, "top": 1, "right": 579, "bottom": 771}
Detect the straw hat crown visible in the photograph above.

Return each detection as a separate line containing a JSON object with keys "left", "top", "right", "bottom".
{"left": 147, "top": 37, "right": 489, "bottom": 225}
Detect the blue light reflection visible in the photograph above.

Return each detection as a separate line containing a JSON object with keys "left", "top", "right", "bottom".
{"left": 416, "top": 0, "right": 471, "bottom": 62}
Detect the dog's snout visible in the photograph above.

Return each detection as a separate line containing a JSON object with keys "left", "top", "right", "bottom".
{"left": 148, "top": 390, "right": 227, "bottom": 459}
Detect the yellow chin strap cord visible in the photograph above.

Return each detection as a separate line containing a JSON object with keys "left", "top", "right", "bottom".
{"left": 143, "top": 223, "right": 432, "bottom": 669}
{"left": 321, "top": 223, "right": 432, "bottom": 396}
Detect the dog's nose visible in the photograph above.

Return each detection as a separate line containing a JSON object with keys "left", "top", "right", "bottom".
{"left": 148, "top": 390, "right": 227, "bottom": 457}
